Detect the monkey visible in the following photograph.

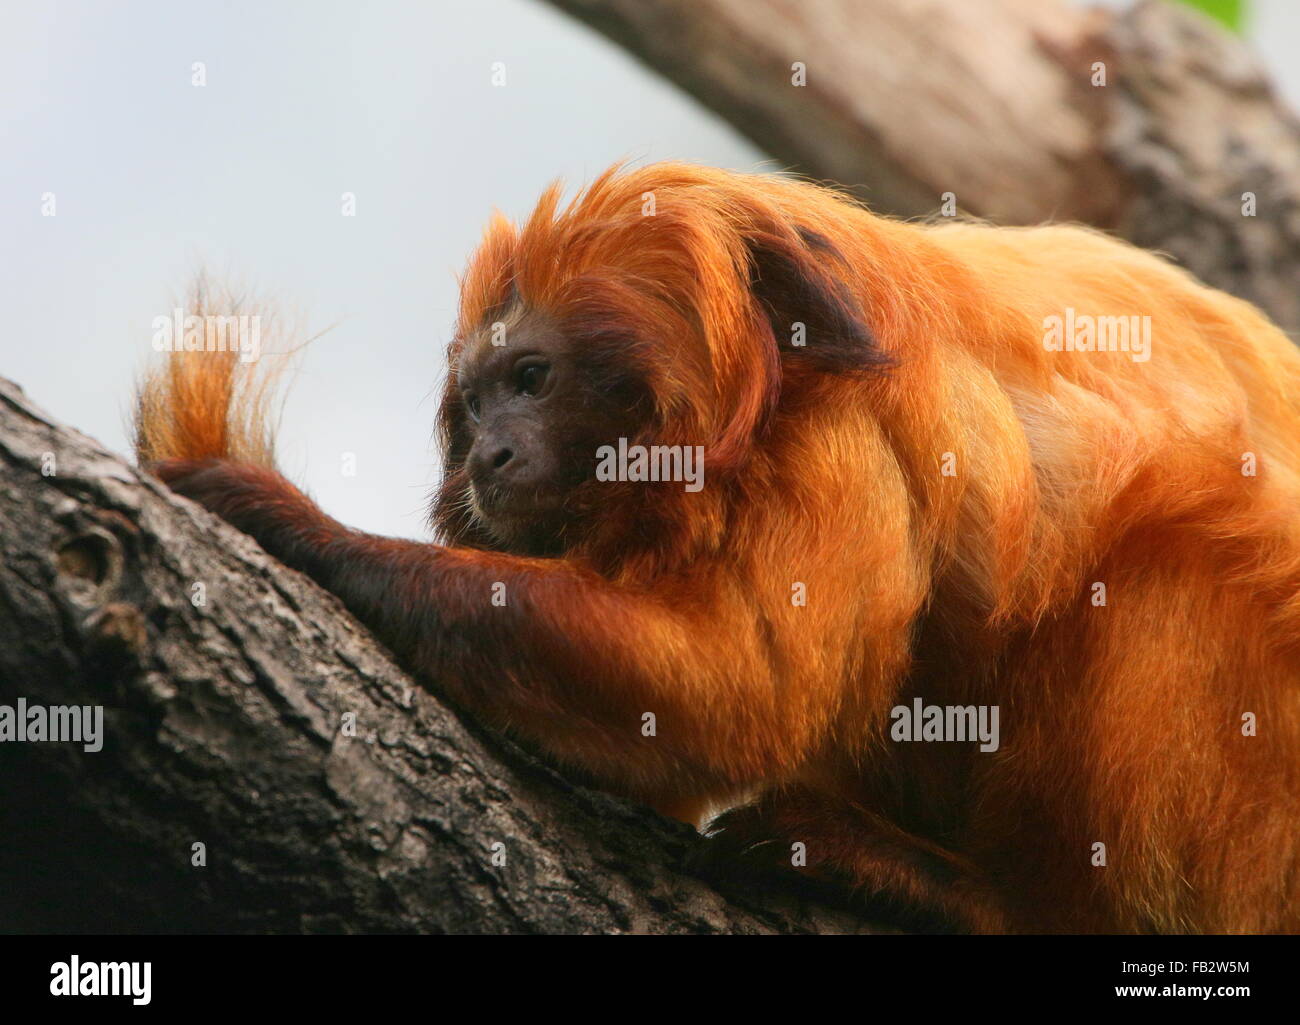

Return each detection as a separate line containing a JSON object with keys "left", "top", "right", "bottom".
{"left": 136, "top": 162, "right": 1300, "bottom": 933}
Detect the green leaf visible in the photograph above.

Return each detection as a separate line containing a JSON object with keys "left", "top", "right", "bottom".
{"left": 1174, "top": 0, "right": 1247, "bottom": 33}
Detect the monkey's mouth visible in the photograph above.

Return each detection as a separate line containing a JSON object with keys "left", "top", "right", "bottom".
{"left": 470, "top": 482, "right": 573, "bottom": 551}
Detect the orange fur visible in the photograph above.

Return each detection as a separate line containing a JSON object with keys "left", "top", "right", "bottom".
{"left": 140, "top": 163, "right": 1300, "bottom": 932}
{"left": 134, "top": 280, "right": 286, "bottom": 469}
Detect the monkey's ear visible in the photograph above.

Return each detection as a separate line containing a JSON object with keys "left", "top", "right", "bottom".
{"left": 744, "top": 227, "right": 890, "bottom": 375}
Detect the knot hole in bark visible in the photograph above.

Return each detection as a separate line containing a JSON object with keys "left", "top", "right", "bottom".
{"left": 56, "top": 527, "right": 122, "bottom": 605}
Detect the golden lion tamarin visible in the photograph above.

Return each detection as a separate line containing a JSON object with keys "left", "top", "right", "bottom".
{"left": 137, "top": 162, "right": 1300, "bottom": 933}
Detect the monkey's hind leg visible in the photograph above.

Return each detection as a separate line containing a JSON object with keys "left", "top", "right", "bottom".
{"left": 697, "top": 787, "right": 1011, "bottom": 933}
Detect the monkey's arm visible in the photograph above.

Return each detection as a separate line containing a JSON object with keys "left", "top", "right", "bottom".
{"left": 155, "top": 458, "right": 1015, "bottom": 927}
{"left": 153, "top": 458, "right": 828, "bottom": 801}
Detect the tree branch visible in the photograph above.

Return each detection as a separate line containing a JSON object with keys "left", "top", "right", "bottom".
{"left": 0, "top": 378, "right": 869, "bottom": 934}
{"left": 545, "top": 0, "right": 1300, "bottom": 333}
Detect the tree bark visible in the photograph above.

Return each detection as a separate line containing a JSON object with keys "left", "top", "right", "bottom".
{"left": 547, "top": 0, "right": 1300, "bottom": 334}
{"left": 0, "top": 378, "right": 869, "bottom": 934}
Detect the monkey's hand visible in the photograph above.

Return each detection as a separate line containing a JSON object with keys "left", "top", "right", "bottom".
{"left": 149, "top": 458, "right": 342, "bottom": 570}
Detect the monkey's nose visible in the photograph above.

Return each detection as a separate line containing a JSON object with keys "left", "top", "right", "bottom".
{"left": 470, "top": 441, "right": 520, "bottom": 483}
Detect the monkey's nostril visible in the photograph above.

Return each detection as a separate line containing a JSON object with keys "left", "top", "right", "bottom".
{"left": 493, "top": 447, "right": 514, "bottom": 470}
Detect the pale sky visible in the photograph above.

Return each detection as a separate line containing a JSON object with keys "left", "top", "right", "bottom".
{"left": 3, "top": 0, "right": 1297, "bottom": 539}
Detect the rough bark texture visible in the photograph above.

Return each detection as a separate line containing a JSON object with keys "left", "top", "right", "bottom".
{"left": 547, "top": 0, "right": 1300, "bottom": 334}
{"left": 0, "top": 378, "right": 869, "bottom": 934}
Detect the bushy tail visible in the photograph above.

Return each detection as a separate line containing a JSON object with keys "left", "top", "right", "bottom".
{"left": 133, "top": 279, "right": 291, "bottom": 469}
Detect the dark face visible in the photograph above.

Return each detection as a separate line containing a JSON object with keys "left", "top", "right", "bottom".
{"left": 453, "top": 314, "right": 644, "bottom": 555}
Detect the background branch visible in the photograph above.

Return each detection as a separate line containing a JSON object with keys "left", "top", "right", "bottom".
{"left": 546, "top": 0, "right": 1300, "bottom": 332}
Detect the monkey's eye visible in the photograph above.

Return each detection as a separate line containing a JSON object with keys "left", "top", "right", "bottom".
{"left": 517, "top": 362, "right": 549, "bottom": 396}
{"left": 463, "top": 392, "right": 481, "bottom": 422}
